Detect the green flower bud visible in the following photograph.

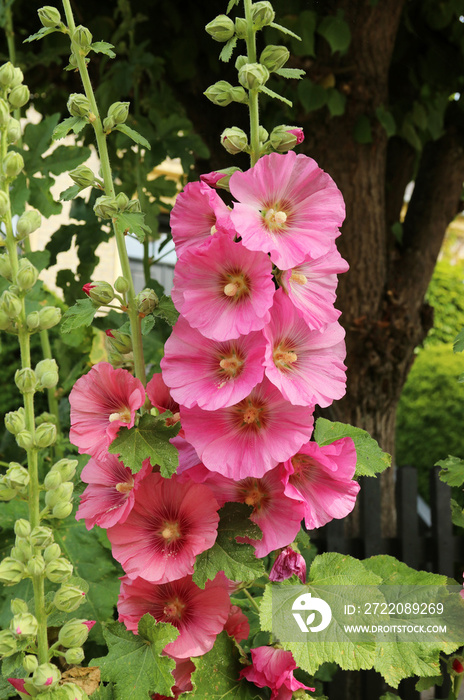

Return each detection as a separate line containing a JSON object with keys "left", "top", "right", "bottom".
{"left": 269, "top": 124, "right": 304, "bottom": 152}
{"left": 10, "top": 67, "right": 23, "bottom": 88}
{"left": 238, "top": 62, "right": 269, "bottom": 90}
{"left": 0, "top": 629, "right": 18, "bottom": 657}
{"left": 7, "top": 117, "right": 22, "bottom": 144}
{"left": 0, "top": 481, "right": 17, "bottom": 501}
{"left": 16, "top": 210, "right": 42, "bottom": 240}
{"left": 5, "top": 409, "right": 26, "bottom": 435}
{"left": 259, "top": 125, "right": 269, "bottom": 142}
{"left": 10, "top": 598, "right": 28, "bottom": 615}
{"left": 69, "top": 164, "right": 95, "bottom": 188}
{"left": 82, "top": 280, "right": 114, "bottom": 305}
{"left": 14, "top": 519, "right": 31, "bottom": 539}
{"left": 15, "top": 368, "right": 38, "bottom": 394}
{"left": 221, "top": 127, "right": 249, "bottom": 155}
{"left": 103, "top": 114, "right": 116, "bottom": 131}
{"left": 0, "top": 62, "right": 15, "bottom": 87}
{"left": 11, "top": 539, "right": 33, "bottom": 562}
{"left": 2, "top": 152, "right": 24, "bottom": 179}
{"left": 6, "top": 463, "right": 29, "bottom": 491}
{"left": 51, "top": 502, "right": 74, "bottom": 520}
{"left": 38, "top": 305, "right": 61, "bottom": 330}
{"left": 114, "top": 276, "right": 129, "bottom": 294}
{"left": 53, "top": 585, "right": 86, "bottom": 612}
{"left": 235, "top": 17, "right": 248, "bottom": 39}
{"left": 235, "top": 55, "right": 248, "bottom": 71}
{"left": 50, "top": 458, "right": 77, "bottom": 482}
{"left": 204, "top": 80, "right": 248, "bottom": 107}
{"left": 93, "top": 195, "right": 119, "bottom": 219}
{"left": 34, "top": 421, "right": 57, "bottom": 448}
{"left": 16, "top": 258, "right": 39, "bottom": 291}
{"left": 205, "top": 14, "right": 235, "bottom": 42}
{"left": 67, "top": 93, "right": 91, "bottom": 118}
{"left": 45, "top": 481, "right": 73, "bottom": 509}
{"left": 107, "top": 101, "right": 130, "bottom": 125}
{"left": 0, "top": 309, "right": 13, "bottom": 331}
{"left": 136, "top": 288, "right": 158, "bottom": 315}
{"left": 115, "top": 192, "right": 130, "bottom": 211}
{"left": 0, "top": 253, "right": 12, "bottom": 279}
{"left": 8, "top": 84, "right": 30, "bottom": 109}
{"left": 65, "top": 647, "right": 85, "bottom": 664}
{"left": 251, "top": 1, "right": 275, "bottom": 28}
{"left": 60, "top": 683, "right": 89, "bottom": 700}
{"left": 30, "top": 525, "right": 54, "bottom": 548}
{"left": 26, "top": 311, "right": 41, "bottom": 331}
{"left": 35, "top": 358, "right": 59, "bottom": 389}
{"left": 59, "top": 620, "right": 92, "bottom": 648}
{"left": 23, "top": 654, "right": 38, "bottom": 673}
{"left": 36, "top": 412, "right": 57, "bottom": 428}
{"left": 125, "top": 198, "right": 141, "bottom": 213}
{"left": 31, "top": 662, "right": 61, "bottom": 690}
{"left": 260, "top": 45, "right": 290, "bottom": 72}
{"left": 0, "top": 557, "right": 24, "bottom": 583}
{"left": 1, "top": 289, "right": 22, "bottom": 318}
{"left": 38, "top": 6, "right": 62, "bottom": 28}
{"left": 16, "top": 430, "right": 34, "bottom": 450}
{"left": 10, "top": 612, "right": 38, "bottom": 637}
{"left": 26, "top": 554, "right": 46, "bottom": 576}
{"left": 44, "top": 471, "right": 62, "bottom": 490}
{"left": 73, "top": 25, "right": 93, "bottom": 54}
{"left": 105, "top": 328, "right": 132, "bottom": 354}
{"left": 0, "top": 98, "right": 9, "bottom": 127}
{"left": 201, "top": 166, "right": 242, "bottom": 192}
{"left": 44, "top": 543, "right": 61, "bottom": 562}
{"left": 0, "top": 192, "right": 10, "bottom": 220}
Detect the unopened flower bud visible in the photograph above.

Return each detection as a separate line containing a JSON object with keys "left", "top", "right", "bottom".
{"left": 235, "top": 55, "right": 248, "bottom": 71}
{"left": 38, "top": 305, "right": 61, "bottom": 330}
{"left": 32, "top": 662, "right": 60, "bottom": 690}
{"left": 93, "top": 195, "right": 119, "bottom": 219}
{"left": 67, "top": 93, "right": 91, "bottom": 118}
{"left": 65, "top": 647, "right": 85, "bottom": 664}
{"left": 114, "top": 276, "right": 129, "bottom": 294}
{"left": 235, "top": 17, "right": 248, "bottom": 39}
{"left": 16, "top": 430, "right": 34, "bottom": 450}
{"left": 26, "top": 555, "right": 46, "bottom": 577}
{"left": 44, "top": 471, "right": 62, "bottom": 490}
{"left": 59, "top": 619, "right": 94, "bottom": 648}
{"left": 46, "top": 557, "right": 73, "bottom": 582}
{"left": 0, "top": 629, "right": 17, "bottom": 656}
{"left": 15, "top": 368, "right": 38, "bottom": 394}
{"left": 259, "top": 126, "right": 269, "bottom": 141}
{"left": 269, "top": 546, "right": 307, "bottom": 583}
{"left": 5, "top": 409, "right": 26, "bottom": 435}
{"left": 260, "top": 45, "right": 290, "bottom": 72}
{"left": 108, "top": 101, "right": 130, "bottom": 125}
{"left": 251, "top": 1, "right": 275, "bottom": 28}
{"left": 1, "top": 289, "right": 22, "bottom": 318}
{"left": 204, "top": 80, "right": 248, "bottom": 107}
{"left": 0, "top": 98, "right": 9, "bottom": 126}
{"left": 73, "top": 25, "right": 93, "bottom": 53}
{"left": 6, "top": 463, "right": 29, "bottom": 491}
{"left": 38, "top": 6, "right": 62, "bottom": 28}
{"left": 43, "top": 543, "right": 61, "bottom": 562}
{"left": 14, "top": 519, "right": 31, "bottom": 539}
{"left": 0, "top": 193, "right": 10, "bottom": 220}
{"left": 270, "top": 124, "right": 304, "bottom": 152}
{"left": 115, "top": 191, "right": 129, "bottom": 211}
{"left": 23, "top": 654, "right": 38, "bottom": 673}
{"left": 10, "top": 598, "right": 28, "bottom": 615}
{"left": 0, "top": 309, "right": 13, "bottom": 331}
{"left": 0, "top": 62, "right": 15, "bottom": 87}
{"left": 11, "top": 540, "right": 33, "bottom": 562}
{"left": 125, "top": 198, "right": 141, "bottom": 213}
{"left": 136, "top": 288, "right": 158, "bottom": 314}
{"left": 16, "top": 258, "right": 39, "bottom": 291}
{"left": 16, "top": 210, "right": 42, "bottom": 239}
{"left": 0, "top": 479, "right": 18, "bottom": 501}
{"left": 50, "top": 458, "right": 77, "bottom": 482}
{"left": 8, "top": 84, "right": 30, "bottom": 109}
{"left": 205, "top": 14, "right": 235, "bottom": 42}
{"left": 105, "top": 328, "right": 132, "bottom": 354}
{"left": 52, "top": 501, "right": 74, "bottom": 519}
{"left": 201, "top": 167, "right": 242, "bottom": 192}
{"left": 238, "top": 62, "right": 270, "bottom": 90}
{"left": 69, "top": 164, "right": 95, "bottom": 188}
{"left": 54, "top": 585, "right": 86, "bottom": 612}
{"left": 45, "top": 481, "right": 73, "bottom": 509}
{"left": 30, "top": 526, "right": 54, "bottom": 548}
{"left": 82, "top": 280, "right": 114, "bottom": 305}
{"left": 10, "top": 612, "right": 38, "bottom": 637}
{"left": 26, "top": 311, "right": 40, "bottom": 331}
{"left": 34, "top": 421, "right": 57, "bottom": 448}
{"left": 221, "top": 127, "right": 248, "bottom": 155}
{"left": 102, "top": 115, "right": 116, "bottom": 131}
{"left": 7, "top": 117, "right": 22, "bottom": 144}
{"left": 453, "top": 657, "right": 464, "bottom": 674}
{"left": 0, "top": 557, "right": 24, "bottom": 584}
{"left": 35, "top": 358, "right": 59, "bottom": 389}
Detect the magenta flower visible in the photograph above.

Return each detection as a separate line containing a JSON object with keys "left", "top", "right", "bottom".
{"left": 152, "top": 658, "right": 195, "bottom": 700}
{"left": 118, "top": 573, "right": 231, "bottom": 658}
{"left": 280, "top": 246, "right": 349, "bottom": 330}
{"left": 146, "top": 373, "right": 180, "bottom": 421}
{"left": 240, "top": 646, "right": 314, "bottom": 700}
{"left": 69, "top": 362, "right": 145, "bottom": 458}
{"left": 224, "top": 605, "right": 250, "bottom": 643}
{"left": 107, "top": 472, "right": 220, "bottom": 584}
{"left": 76, "top": 453, "right": 152, "bottom": 530}
{"left": 263, "top": 289, "right": 347, "bottom": 407}
{"left": 170, "top": 180, "right": 234, "bottom": 258}
{"left": 269, "top": 546, "right": 306, "bottom": 583}
{"left": 283, "top": 438, "right": 360, "bottom": 530}
{"left": 181, "top": 378, "right": 314, "bottom": 480}
{"left": 229, "top": 150, "right": 345, "bottom": 269}
{"left": 171, "top": 233, "right": 275, "bottom": 341}
{"left": 161, "top": 316, "right": 265, "bottom": 410}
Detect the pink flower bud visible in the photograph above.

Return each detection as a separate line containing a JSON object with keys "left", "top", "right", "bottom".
{"left": 453, "top": 658, "right": 464, "bottom": 674}
{"left": 269, "top": 546, "right": 306, "bottom": 583}
{"left": 82, "top": 283, "right": 94, "bottom": 296}
{"left": 7, "top": 678, "right": 30, "bottom": 695}
{"left": 287, "top": 127, "right": 304, "bottom": 144}
{"left": 83, "top": 620, "right": 96, "bottom": 631}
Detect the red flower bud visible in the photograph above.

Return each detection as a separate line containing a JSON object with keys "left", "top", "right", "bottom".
{"left": 453, "top": 658, "right": 464, "bottom": 674}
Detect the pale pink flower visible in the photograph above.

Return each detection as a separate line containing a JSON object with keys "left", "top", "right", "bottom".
{"left": 118, "top": 573, "right": 231, "bottom": 658}
{"left": 171, "top": 233, "right": 275, "bottom": 341}
{"left": 263, "top": 289, "right": 347, "bottom": 407}
{"left": 269, "top": 546, "right": 306, "bottom": 583}
{"left": 240, "top": 646, "right": 314, "bottom": 700}
{"left": 107, "top": 472, "right": 220, "bottom": 584}
{"left": 181, "top": 378, "right": 314, "bottom": 480}
{"left": 69, "top": 362, "right": 145, "bottom": 458}
{"left": 224, "top": 605, "right": 250, "bottom": 643}
{"left": 229, "top": 150, "right": 345, "bottom": 269}
{"left": 170, "top": 180, "right": 234, "bottom": 258}
{"left": 76, "top": 454, "right": 152, "bottom": 530}
{"left": 152, "top": 657, "right": 195, "bottom": 700}
{"left": 161, "top": 316, "right": 265, "bottom": 410}
{"left": 280, "top": 246, "right": 349, "bottom": 330}
{"left": 283, "top": 438, "right": 360, "bottom": 530}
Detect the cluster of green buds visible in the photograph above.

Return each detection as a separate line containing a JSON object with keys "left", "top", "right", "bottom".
{"left": 93, "top": 191, "right": 141, "bottom": 220}
{"left": 43, "top": 457, "right": 78, "bottom": 521}
{"left": 103, "top": 100, "right": 130, "bottom": 132}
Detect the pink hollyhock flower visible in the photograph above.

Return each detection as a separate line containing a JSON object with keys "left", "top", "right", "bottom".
{"left": 240, "top": 647, "right": 314, "bottom": 700}
{"left": 161, "top": 316, "right": 265, "bottom": 410}
{"left": 460, "top": 573, "right": 464, "bottom": 600}
{"left": 107, "top": 472, "right": 220, "bottom": 583}
{"left": 224, "top": 605, "right": 250, "bottom": 643}
{"left": 171, "top": 233, "right": 275, "bottom": 341}
{"left": 280, "top": 246, "right": 349, "bottom": 330}
{"left": 146, "top": 372, "right": 180, "bottom": 422}
{"left": 181, "top": 378, "right": 314, "bottom": 480}
{"left": 263, "top": 289, "right": 347, "bottom": 407}
{"left": 170, "top": 180, "right": 234, "bottom": 258}
{"left": 269, "top": 546, "right": 306, "bottom": 583}
{"left": 7, "top": 679, "right": 30, "bottom": 696}
{"left": 229, "top": 150, "right": 345, "bottom": 269}
{"left": 152, "top": 657, "right": 195, "bottom": 700}
{"left": 76, "top": 453, "right": 152, "bottom": 530}
{"left": 283, "top": 438, "right": 360, "bottom": 530}
{"left": 69, "top": 362, "right": 146, "bottom": 458}
{"left": 118, "top": 573, "right": 231, "bottom": 658}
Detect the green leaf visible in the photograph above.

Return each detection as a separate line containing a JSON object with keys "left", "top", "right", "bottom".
{"left": 376, "top": 106, "right": 397, "bottom": 137}
{"left": 91, "top": 616, "right": 178, "bottom": 700}
{"left": 436, "top": 454, "right": 464, "bottom": 486}
{"left": 401, "top": 118, "right": 422, "bottom": 151}
{"left": 454, "top": 327, "right": 464, "bottom": 352}
{"left": 269, "top": 21, "right": 302, "bottom": 40}
{"left": 25, "top": 250, "right": 51, "bottom": 272}
{"left": 60, "top": 184, "right": 83, "bottom": 201}
{"left": 317, "top": 14, "right": 351, "bottom": 53}
{"left": 297, "top": 80, "right": 328, "bottom": 112}
{"left": 451, "top": 498, "right": 464, "bottom": 527}
{"left": 258, "top": 85, "right": 292, "bottom": 107}
{"left": 226, "top": 0, "right": 240, "bottom": 13}
{"left": 53, "top": 116, "right": 87, "bottom": 140}
{"left": 113, "top": 124, "right": 151, "bottom": 150}
{"left": 114, "top": 211, "right": 151, "bottom": 243}
{"left": 391, "top": 221, "right": 403, "bottom": 243}
{"left": 274, "top": 67, "right": 306, "bottom": 79}
{"left": 90, "top": 684, "right": 115, "bottom": 700}
{"left": 416, "top": 675, "right": 443, "bottom": 691}
{"left": 91, "top": 41, "right": 116, "bottom": 58}
{"left": 29, "top": 175, "right": 62, "bottom": 217}
{"left": 61, "top": 298, "right": 98, "bottom": 334}
{"left": 108, "top": 413, "right": 180, "bottom": 478}
{"left": 219, "top": 35, "right": 238, "bottom": 62}
{"left": 153, "top": 295, "right": 179, "bottom": 326}
{"left": 9, "top": 173, "right": 30, "bottom": 216}
{"left": 23, "top": 114, "right": 61, "bottom": 173}
{"left": 353, "top": 115, "right": 373, "bottom": 144}
{"left": 193, "top": 502, "right": 264, "bottom": 588}
{"left": 327, "top": 88, "right": 347, "bottom": 116}
{"left": 46, "top": 145, "right": 91, "bottom": 175}
{"left": 141, "top": 315, "right": 156, "bottom": 335}
{"left": 314, "top": 417, "right": 391, "bottom": 477}
{"left": 24, "top": 26, "right": 56, "bottom": 42}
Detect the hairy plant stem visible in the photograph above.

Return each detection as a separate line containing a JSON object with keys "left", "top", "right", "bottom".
{"left": 244, "top": 0, "right": 261, "bottom": 166}
{"left": 62, "top": 0, "right": 146, "bottom": 385}
{"left": 243, "top": 587, "right": 261, "bottom": 613}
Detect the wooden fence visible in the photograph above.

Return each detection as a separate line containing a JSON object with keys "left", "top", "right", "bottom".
{"left": 308, "top": 466, "right": 464, "bottom": 700}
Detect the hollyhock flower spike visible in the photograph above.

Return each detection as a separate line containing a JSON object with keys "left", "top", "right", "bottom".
{"left": 263, "top": 289, "right": 347, "bottom": 408}
{"left": 161, "top": 316, "right": 266, "bottom": 410}
{"left": 118, "top": 573, "right": 231, "bottom": 658}
{"left": 69, "top": 362, "right": 145, "bottom": 458}
{"left": 181, "top": 377, "right": 314, "bottom": 480}
{"left": 76, "top": 454, "right": 152, "bottom": 530}
{"left": 171, "top": 232, "right": 275, "bottom": 341}
{"left": 283, "top": 437, "right": 360, "bottom": 530}
{"left": 107, "top": 472, "right": 220, "bottom": 583}
{"left": 240, "top": 646, "right": 314, "bottom": 700}
{"left": 269, "top": 546, "right": 306, "bottom": 583}
{"left": 229, "top": 150, "right": 345, "bottom": 269}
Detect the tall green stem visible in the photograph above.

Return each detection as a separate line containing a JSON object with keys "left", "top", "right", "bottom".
{"left": 244, "top": 0, "right": 260, "bottom": 166}
{"left": 62, "top": 0, "right": 146, "bottom": 385}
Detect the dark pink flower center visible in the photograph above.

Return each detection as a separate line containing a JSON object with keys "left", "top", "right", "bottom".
{"left": 163, "top": 596, "right": 186, "bottom": 622}
{"left": 239, "top": 478, "right": 270, "bottom": 513}
{"left": 233, "top": 397, "right": 268, "bottom": 432}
